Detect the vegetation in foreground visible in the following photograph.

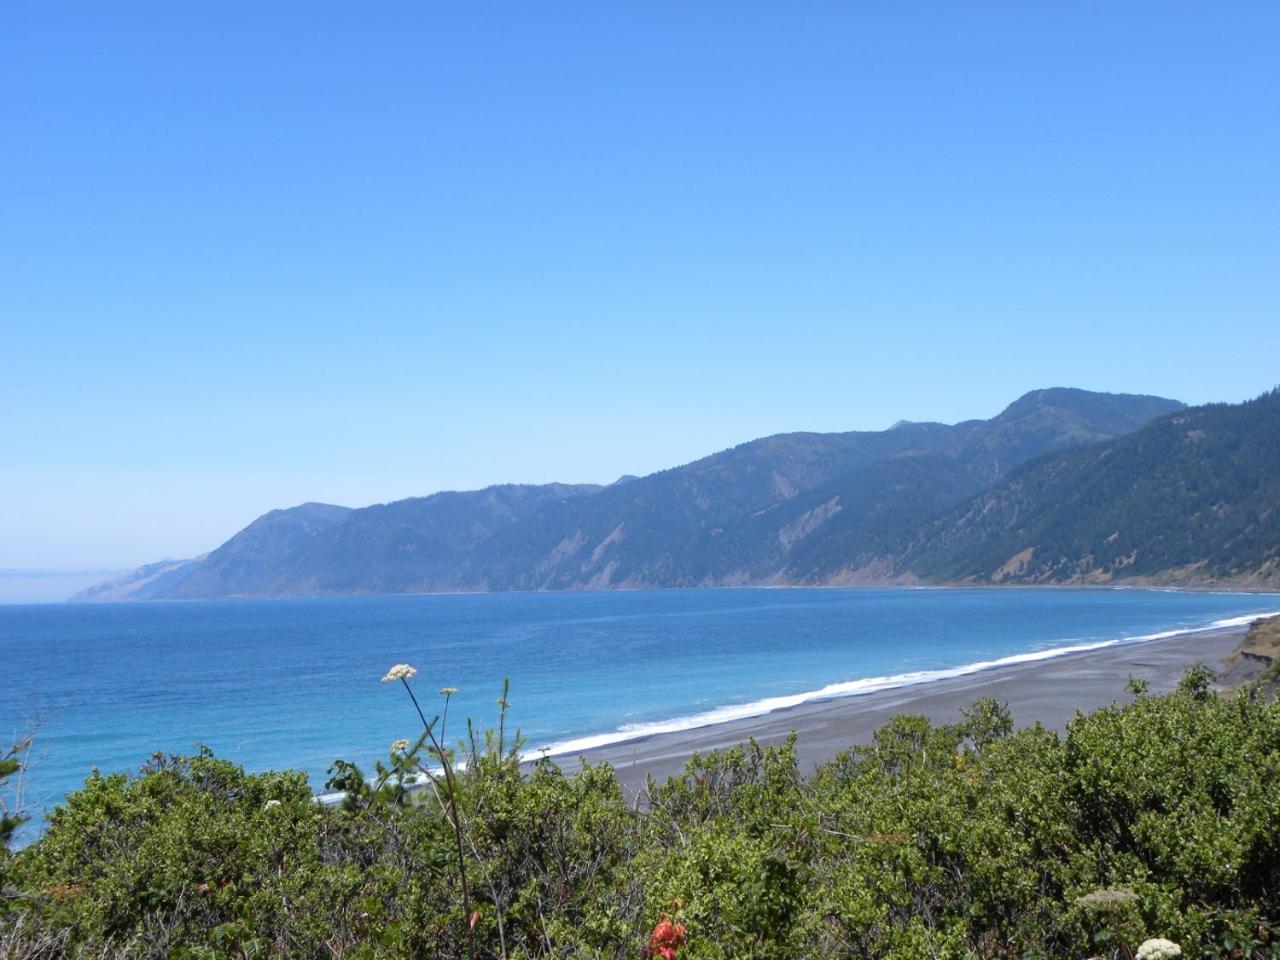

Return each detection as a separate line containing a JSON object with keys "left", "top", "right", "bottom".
{"left": 2, "top": 668, "right": 1279, "bottom": 959}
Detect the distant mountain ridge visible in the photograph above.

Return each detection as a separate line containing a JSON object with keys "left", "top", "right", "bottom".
{"left": 77, "top": 387, "right": 1228, "bottom": 600}
{"left": 876, "top": 388, "right": 1280, "bottom": 587}
{"left": 452, "top": 388, "right": 1184, "bottom": 591}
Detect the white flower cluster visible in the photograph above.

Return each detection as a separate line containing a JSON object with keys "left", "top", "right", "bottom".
{"left": 381, "top": 663, "right": 418, "bottom": 683}
{"left": 391, "top": 739, "right": 410, "bottom": 753}
{"left": 263, "top": 799, "right": 282, "bottom": 811}
{"left": 1136, "top": 938, "right": 1182, "bottom": 960}
{"left": 1075, "top": 887, "right": 1137, "bottom": 911}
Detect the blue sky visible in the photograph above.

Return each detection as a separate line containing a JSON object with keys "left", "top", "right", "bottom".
{"left": 2, "top": 2, "right": 1277, "bottom": 572}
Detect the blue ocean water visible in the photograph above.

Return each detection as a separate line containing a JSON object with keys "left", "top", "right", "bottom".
{"left": 3, "top": 587, "right": 1279, "bottom": 838}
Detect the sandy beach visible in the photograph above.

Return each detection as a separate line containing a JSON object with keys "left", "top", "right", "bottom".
{"left": 556, "top": 623, "right": 1254, "bottom": 799}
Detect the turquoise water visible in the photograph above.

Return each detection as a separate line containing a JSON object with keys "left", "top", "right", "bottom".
{"left": 3, "top": 587, "right": 1278, "bottom": 837}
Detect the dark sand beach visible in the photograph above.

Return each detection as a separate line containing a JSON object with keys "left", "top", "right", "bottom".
{"left": 558, "top": 623, "right": 1254, "bottom": 799}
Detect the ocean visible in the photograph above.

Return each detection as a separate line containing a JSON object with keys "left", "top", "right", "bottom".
{"left": 3, "top": 587, "right": 1279, "bottom": 840}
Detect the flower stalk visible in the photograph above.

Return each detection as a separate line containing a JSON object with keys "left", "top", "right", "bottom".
{"left": 383, "top": 664, "right": 475, "bottom": 959}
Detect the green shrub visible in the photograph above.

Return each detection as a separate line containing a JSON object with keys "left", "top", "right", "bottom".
{"left": 2, "top": 672, "right": 1278, "bottom": 958}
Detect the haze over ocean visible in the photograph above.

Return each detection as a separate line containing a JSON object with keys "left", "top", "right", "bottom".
{"left": 4, "top": 587, "right": 1278, "bottom": 840}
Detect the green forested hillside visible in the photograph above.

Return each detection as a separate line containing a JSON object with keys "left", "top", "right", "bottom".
{"left": 70, "top": 388, "right": 1279, "bottom": 596}
{"left": 467, "top": 388, "right": 1184, "bottom": 590}
{"left": 251, "top": 484, "right": 605, "bottom": 596}
{"left": 896, "top": 389, "right": 1280, "bottom": 586}
{"left": 81, "top": 389, "right": 1183, "bottom": 598}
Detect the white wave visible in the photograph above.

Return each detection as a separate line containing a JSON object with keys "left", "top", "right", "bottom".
{"left": 527, "top": 610, "right": 1280, "bottom": 760}
{"left": 316, "top": 766, "right": 453, "bottom": 805}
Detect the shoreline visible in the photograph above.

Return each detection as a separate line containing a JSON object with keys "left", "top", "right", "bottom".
{"left": 552, "top": 618, "right": 1268, "bottom": 798}
{"left": 58, "top": 580, "right": 1280, "bottom": 605}
{"left": 532, "top": 612, "right": 1273, "bottom": 760}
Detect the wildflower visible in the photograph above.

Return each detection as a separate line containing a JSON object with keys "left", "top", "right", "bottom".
{"left": 391, "top": 739, "right": 410, "bottom": 753}
{"left": 263, "top": 799, "right": 282, "bottom": 810}
{"left": 440, "top": 686, "right": 459, "bottom": 696}
{"left": 381, "top": 663, "right": 417, "bottom": 683}
{"left": 1075, "top": 887, "right": 1139, "bottom": 911}
{"left": 650, "top": 918, "right": 686, "bottom": 960}
{"left": 1136, "top": 939, "right": 1182, "bottom": 960}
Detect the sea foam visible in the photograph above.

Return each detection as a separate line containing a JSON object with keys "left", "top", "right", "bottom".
{"left": 528, "top": 610, "right": 1279, "bottom": 760}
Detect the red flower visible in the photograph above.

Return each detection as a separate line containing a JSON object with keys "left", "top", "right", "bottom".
{"left": 650, "top": 918, "right": 687, "bottom": 959}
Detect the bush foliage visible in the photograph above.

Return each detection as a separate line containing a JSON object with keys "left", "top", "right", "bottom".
{"left": 3, "top": 678, "right": 1279, "bottom": 958}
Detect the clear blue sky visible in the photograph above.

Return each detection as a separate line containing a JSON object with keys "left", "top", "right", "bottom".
{"left": 2, "top": 2, "right": 1277, "bottom": 571}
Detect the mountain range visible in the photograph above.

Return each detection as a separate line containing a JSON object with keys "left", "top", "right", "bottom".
{"left": 75, "top": 387, "right": 1280, "bottom": 600}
